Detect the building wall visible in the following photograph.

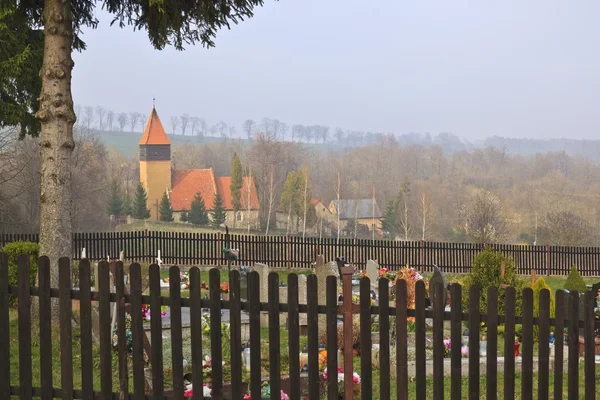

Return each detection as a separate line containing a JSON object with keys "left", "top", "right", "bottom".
{"left": 357, "top": 218, "right": 382, "bottom": 231}
{"left": 139, "top": 160, "right": 171, "bottom": 221}
{"left": 225, "top": 210, "right": 261, "bottom": 229}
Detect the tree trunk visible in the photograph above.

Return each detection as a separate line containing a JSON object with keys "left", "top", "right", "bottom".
{"left": 37, "top": 0, "right": 75, "bottom": 316}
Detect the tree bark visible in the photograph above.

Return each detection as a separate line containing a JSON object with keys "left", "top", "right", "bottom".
{"left": 36, "top": 0, "right": 75, "bottom": 310}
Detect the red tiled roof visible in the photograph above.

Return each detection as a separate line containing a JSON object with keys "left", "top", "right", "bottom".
{"left": 170, "top": 169, "right": 216, "bottom": 211}
{"left": 311, "top": 198, "right": 320, "bottom": 205}
{"left": 214, "top": 176, "right": 260, "bottom": 210}
{"left": 139, "top": 107, "right": 171, "bottom": 145}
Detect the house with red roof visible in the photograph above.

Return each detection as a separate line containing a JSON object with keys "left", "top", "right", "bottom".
{"left": 138, "top": 107, "right": 260, "bottom": 226}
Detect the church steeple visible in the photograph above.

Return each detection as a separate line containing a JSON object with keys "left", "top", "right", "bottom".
{"left": 139, "top": 106, "right": 171, "bottom": 220}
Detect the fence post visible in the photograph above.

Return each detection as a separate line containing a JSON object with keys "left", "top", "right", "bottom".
{"left": 419, "top": 240, "right": 425, "bottom": 269}
{"left": 546, "top": 244, "right": 550, "bottom": 276}
{"left": 339, "top": 264, "right": 354, "bottom": 400}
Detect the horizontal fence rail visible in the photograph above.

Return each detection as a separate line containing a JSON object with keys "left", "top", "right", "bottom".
{"left": 2, "top": 255, "right": 600, "bottom": 399}
{"left": 2, "top": 232, "right": 600, "bottom": 275}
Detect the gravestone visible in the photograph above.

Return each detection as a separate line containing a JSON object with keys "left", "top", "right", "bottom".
{"left": 366, "top": 260, "right": 379, "bottom": 287}
{"left": 316, "top": 257, "right": 340, "bottom": 332}
{"left": 428, "top": 264, "right": 447, "bottom": 308}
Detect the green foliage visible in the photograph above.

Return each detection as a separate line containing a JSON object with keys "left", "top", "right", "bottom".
{"left": 380, "top": 178, "right": 411, "bottom": 237}
{"left": 2, "top": 241, "right": 39, "bottom": 306}
{"left": 106, "top": 179, "right": 124, "bottom": 217}
{"left": 532, "top": 277, "right": 555, "bottom": 342}
{"left": 462, "top": 247, "right": 527, "bottom": 315}
{"left": 188, "top": 193, "right": 209, "bottom": 225}
{"left": 230, "top": 152, "right": 243, "bottom": 214}
{"left": 159, "top": 192, "right": 174, "bottom": 222}
{"left": 180, "top": 211, "right": 188, "bottom": 222}
{"left": 131, "top": 182, "right": 151, "bottom": 220}
{"left": 279, "top": 168, "right": 315, "bottom": 230}
{"left": 0, "top": 8, "right": 43, "bottom": 137}
{"left": 564, "top": 265, "right": 587, "bottom": 293}
{"left": 211, "top": 193, "right": 226, "bottom": 227}
{"left": 122, "top": 191, "right": 132, "bottom": 217}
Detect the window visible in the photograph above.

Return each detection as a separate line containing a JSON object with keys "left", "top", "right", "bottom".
{"left": 236, "top": 212, "right": 243, "bottom": 222}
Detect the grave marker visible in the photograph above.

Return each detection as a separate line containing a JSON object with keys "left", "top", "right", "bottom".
{"left": 316, "top": 257, "right": 339, "bottom": 332}
{"left": 429, "top": 265, "right": 447, "bottom": 308}
{"left": 366, "top": 260, "right": 379, "bottom": 287}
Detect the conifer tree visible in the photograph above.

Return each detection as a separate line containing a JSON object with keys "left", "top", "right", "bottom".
{"left": 132, "top": 182, "right": 151, "bottom": 220}
{"left": 180, "top": 211, "right": 188, "bottom": 222}
{"left": 230, "top": 152, "right": 243, "bottom": 225}
{"left": 106, "top": 179, "right": 123, "bottom": 217}
{"left": 123, "top": 191, "right": 132, "bottom": 217}
{"left": 159, "top": 192, "right": 174, "bottom": 222}
{"left": 211, "top": 193, "right": 227, "bottom": 227}
{"left": 189, "top": 193, "right": 209, "bottom": 225}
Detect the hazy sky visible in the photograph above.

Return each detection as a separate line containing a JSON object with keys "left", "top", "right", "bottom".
{"left": 72, "top": 1, "right": 600, "bottom": 141}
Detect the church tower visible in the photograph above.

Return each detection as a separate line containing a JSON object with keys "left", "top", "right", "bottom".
{"left": 139, "top": 106, "right": 171, "bottom": 220}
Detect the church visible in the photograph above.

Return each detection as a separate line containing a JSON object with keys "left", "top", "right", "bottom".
{"left": 138, "top": 106, "right": 260, "bottom": 226}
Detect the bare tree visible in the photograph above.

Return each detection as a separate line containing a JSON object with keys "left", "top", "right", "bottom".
{"left": 400, "top": 200, "right": 411, "bottom": 241}
{"left": 246, "top": 166, "right": 253, "bottom": 234}
{"left": 197, "top": 118, "right": 207, "bottom": 138}
{"left": 302, "top": 166, "right": 309, "bottom": 238}
{"left": 243, "top": 119, "right": 256, "bottom": 140}
{"left": 83, "top": 106, "right": 94, "bottom": 132}
{"left": 171, "top": 116, "right": 179, "bottom": 134}
{"left": 265, "top": 167, "right": 276, "bottom": 235}
{"left": 321, "top": 126, "right": 330, "bottom": 143}
{"left": 334, "top": 164, "right": 342, "bottom": 242}
{"left": 460, "top": 189, "right": 507, "bottom": 243}
{"left": 539, "top": 210, "right": 592, "bottom": 246}
{"left": 229, "top": 126, "right": 237, "bottom": 138}
{"left": 190, "top": 117, "right": 200, "bottom": 136}
{"left": 334, "top": 128, "right": 344, "bottom": 142}
{"left": 117, "top": 113, "right": 129, "bottom": 132}
{"left": 95, "top": 106, "right": 106, "bottom": 131}
{"left": 140, "top": 114, "right": 148, "bottom": 129}
{"left": 74, "top": 105, "right": 82, "bottom": 129}
{"left": 129, "top": 112, "right": 141, "bottom": 132}
{"left": 180, "top": 114, "right": 190, "bottom": 135}
{"left": 417, "top": 189, "right": 435, "bottom": 240}
{"left": 106, "top": 110, "right": 115, "bottom": 131}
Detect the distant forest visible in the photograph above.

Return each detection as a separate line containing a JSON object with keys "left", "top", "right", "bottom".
{"left": 1, "top": 104, "right": 599, "bottom": 248}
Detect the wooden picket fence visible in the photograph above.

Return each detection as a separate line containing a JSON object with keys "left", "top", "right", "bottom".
{"left": 2, "top": 231, "right": 600, "bottom": 275}
{"left": 1, "top": 255, "right": 600, "bottom": 399}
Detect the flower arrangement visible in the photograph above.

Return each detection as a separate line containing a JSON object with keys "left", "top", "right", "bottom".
{"left": 112, "top": 303, "right": 167, "bottom": 353}
{"left": 351, "top": 292, "right": 376, "bottom": 306}
{"left": 322, "top": 367, "right": 361, "bottom": 397}
{"left": 461, "top": 346, "right": 469, "bottom": 357}
{"left": 243, "top": 381, "right": 289, "bottom": 399}
{"left": 443, "top": 339, "right": 451, "bottom": 358}
{"left": 184, "top": 383, "right": 211, "bottom": 398}
{"left": 378, "top": 267, "right": 396, "bottom": 281}
{"left": 393, "top": 265, "right": 428, "bottom": 311}
{"left": 180, "top": 271, "right": 190, "bottom": 289}
{"left": 220, "top": 282, "right": 230, "bottom": 294}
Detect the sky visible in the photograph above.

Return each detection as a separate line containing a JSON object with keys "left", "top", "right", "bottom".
{"left": 72, "top": 1, "right": 600, "bottom": 141}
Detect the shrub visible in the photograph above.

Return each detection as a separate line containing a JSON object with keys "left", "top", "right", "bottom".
{"left": 532, "top": 277, "right": 555, "bottom": 342}
{"left": 462, "top": 247, "right": 527, "bottom": 315}
{"left": 3, "top": 241, "right": 39, "bottom": 306}
{"left": 564, "top": 265, "right": 587, "bottom": 293}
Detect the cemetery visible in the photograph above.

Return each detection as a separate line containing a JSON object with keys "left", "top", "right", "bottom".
{"left": 3, "top": 236, "right": 600, "bottom": 399}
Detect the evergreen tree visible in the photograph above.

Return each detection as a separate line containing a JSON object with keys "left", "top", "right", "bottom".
{"left": 132, "top": 182, "right": 151, "bottom": 220}
{"left": 122, "top": 190, "right": 132, "bottom": 216}
{"left": 106, "top": 179, "right": 124, "bottom": 217}
{"left": 211, "top": 193, "right": 227, "bottom": 227}
{"left": 381, "top": 198, "right": 399, "bottom": 236}
{"left": 180, "top": 211, "right": 188, "bottom": 222}
{"left": 159, "top": 192, "right": 174, "bottom": 222}
{"left": 230, "top": 152, "right": 243, "bottom": 224}
{"left": 188, "top": 193, "right": 209, "bottom": 225}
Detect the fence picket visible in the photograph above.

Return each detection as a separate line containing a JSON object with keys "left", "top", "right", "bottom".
{"left": 378, "top": 278, "right": 390, "bottom": 400}
{"left": 538, "top": 289, "right": 550, "bottom": 400}
{"left": 432, "top": 282, "right": 444, "bottom": 400}
{"left": 98, "top": 261, "right": 113, "bottom": 400}
{"left": 326, "top": 275, "right": 339, "bottom": 400}
{"left": 248, "top": 271, "right": 262, "bottom": 398}
{"left": 584, "top": 290, "right": 595, "bottom": 400}
{"left": 0, "top": 254, "right": 8, "bottom": 400}
{"left": 307, "top": 274, "right": 320, "bottom": 400}
{"left": 189, "top": 267, "right": 203, "bottom": 400}
{"left": 288, "top": 274, "right": 301, "bottom": 400}
{"left": 521, "top": 288, "right": 533, "bottom": 400}
{"left": 78, "top": 259, "right": 93, "bottom": 400}
{"left": 415, "top": 280, "right": 426, "bottom": 400}
{"left": 450, "top": 283, "right": 462, "bottom": 400}
{"left": 230, "top": 270, "right": 243, "bottom": 400}
{"left": 209, "top": 268, "right": 223, "bottom": 398}
{"left": 18, "top": 254, "right": 32, "bottom": 400}
{"left": 360, "top": 276, "right": 372, "bottom": 400}
{"left": 37, "top": 257, "right": 52, "bottom": 400}
{"left": 567, "top": 290, "right": 579, "bottom": 400}
{"left": 554, "top": 290, "right": 565, "bottom": 400}
{"left": 468, "top": 285, "right": 480, "bottom": 399}
{"left": 503, "top": 287, "right": 516, "bottom": 400}
{"left": 486, "top": 286, "right": 498, "bottom": 400}
{"left": 395, "top": 279, "right": 408, "bottom": 400}
{"left": 59, "top": 257, "right": 73, "bottom": 400}
{"left": 268, "top": 272, "right": 282, "bottom": 399}
{"left": 115, "top": 261, "right": 129, "bottom": 397}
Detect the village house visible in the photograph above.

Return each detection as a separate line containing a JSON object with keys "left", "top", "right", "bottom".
{"left": 328, "top": 199, "right": 383, "bottom": 234}
{"left": 138, "top": 106, "right": 260, "bottom": 226}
